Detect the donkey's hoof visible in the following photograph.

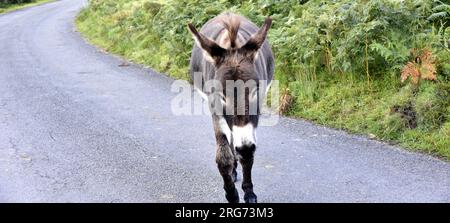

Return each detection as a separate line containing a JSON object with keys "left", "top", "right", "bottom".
{"left": 232, "top": 169, "right": 238, "bottom": 182}
{"left": 244, "top": 192, "right": 257, "bottom": 203}
{"left": 225, "top": 188, "right": 240, "bottom": 203}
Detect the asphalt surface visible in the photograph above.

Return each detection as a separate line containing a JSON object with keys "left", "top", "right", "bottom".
{"left": 0, "top": 0, "right": 449, "bottom": 202}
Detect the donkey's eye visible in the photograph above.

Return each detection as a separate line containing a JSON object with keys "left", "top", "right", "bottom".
{"left": 219, "top": 94, "right": 226, "bottom": 105}
{"left": 208, "top": 92, "right": 226, "bottom": 105}
{"left": 250, "top": 87, "right": 259, "bottom": 102}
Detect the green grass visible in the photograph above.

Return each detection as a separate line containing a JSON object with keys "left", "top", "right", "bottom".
{"left": 286, "top": 74, "right": 450, "bottom": 159}
{"left": 76, "top": 0, "right": 450, "bottom": 160}
{"left": 0, "top": 0, "right": 54, "bottom": 14}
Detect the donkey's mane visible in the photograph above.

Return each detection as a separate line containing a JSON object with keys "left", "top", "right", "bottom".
{"left": 221, "top": 13, "right": 241, "bottom": 49}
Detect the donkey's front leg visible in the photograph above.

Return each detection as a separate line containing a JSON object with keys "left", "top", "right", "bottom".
{"left": 213, "top": 116, "right": 239, "bottom": 203}
{"left": 236, "top": 144, "right": 257, "bottom": 203}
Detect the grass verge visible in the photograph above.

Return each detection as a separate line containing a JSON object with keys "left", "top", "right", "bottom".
{"left": 0, "top": 0, "right": 54, "bottom": 14}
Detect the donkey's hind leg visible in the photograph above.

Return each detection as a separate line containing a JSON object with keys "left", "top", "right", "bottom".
{"left": 232, "top": 158, "right": 238, "bottom": 182}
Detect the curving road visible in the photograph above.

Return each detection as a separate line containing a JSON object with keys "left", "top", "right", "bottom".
{"left": 0, "top": 0, "right": 449, "bottom": 202}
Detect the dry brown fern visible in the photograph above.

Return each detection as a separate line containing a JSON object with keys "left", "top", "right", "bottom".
{"left": 401, "top": 48, "right": 437, "bottom": 85}
{"left": 279, "top": 88, "right": 293, "bottom": 114}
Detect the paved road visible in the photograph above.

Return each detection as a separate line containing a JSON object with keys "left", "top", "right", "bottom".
{"left": 0, "top": 0, "right": 449, "bottom": 202}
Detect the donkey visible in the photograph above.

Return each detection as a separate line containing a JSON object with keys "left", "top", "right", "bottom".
{"left": 188, "top": 13, "right": 274, "bottom": 203}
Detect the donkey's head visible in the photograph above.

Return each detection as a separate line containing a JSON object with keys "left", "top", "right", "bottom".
{"left": 188, "top": 17, "right": 272, "bottom": 81}
{"left": 188, "top": 16, "right": 272, "bottom": 150}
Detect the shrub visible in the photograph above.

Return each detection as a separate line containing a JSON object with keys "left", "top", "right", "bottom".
{"left": 1, "top": 0, "right": 34, "bottom": 4}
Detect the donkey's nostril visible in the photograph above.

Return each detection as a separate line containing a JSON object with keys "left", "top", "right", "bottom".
{"left": 237, "top": 143, "right": 256, "bottom": 150}
{"left": 235, "top": 144, "right": 256, "bottom": 159}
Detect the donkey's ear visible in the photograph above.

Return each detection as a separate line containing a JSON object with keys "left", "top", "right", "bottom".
{"left": 188, "top": 23, "right": 226, "bottom": 64}
{"left": 240, "top": 17, "right": 272, "bottom": 59}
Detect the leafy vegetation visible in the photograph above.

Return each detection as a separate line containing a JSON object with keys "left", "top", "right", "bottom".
{"left": 76, "top": 0, "right": 450, "bottom": 159}
{"left": 1, "top": 0, "right": 34, "bottom": 3}
{"left": 0, "top": 0, "right": 52, "bottom": 14}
